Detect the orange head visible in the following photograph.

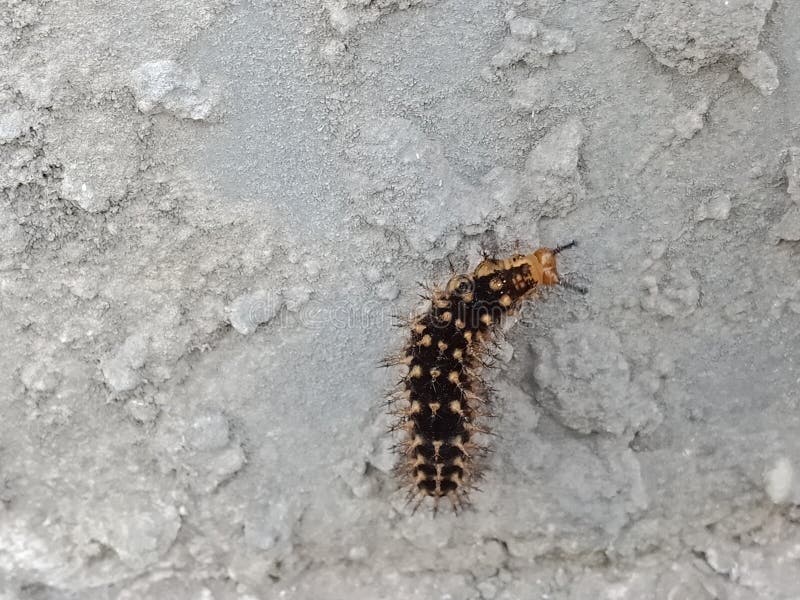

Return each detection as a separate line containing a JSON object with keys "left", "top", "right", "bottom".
{"left": 531, "top": 247, "right": 560, "bottom": 286}
{"left": 467, "top": 242, "right": 579, "bottom": 303}
{"left": 472, "top": 247, "right": 562, "bottom": 286}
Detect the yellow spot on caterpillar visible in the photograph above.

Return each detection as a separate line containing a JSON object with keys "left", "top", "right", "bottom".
{"left": 500, "top": 294, "right": 512, "bottom": 307}
{"left": 433, "top": 440, "right": 443, "bottom": 459}
{"left": 409, "top": 400, "right": 421, "bottom": 414}
{"left": 437, "top": 340, "right": 448, "bottom": 352}
{"left": 418, "top": 334, "right": 432, "bottom": 347}
{"left": 385, "top": 353, "right": 413, "bottom": 367}
{"left": 409, "top": 365, "right": 423, "bottom": 378}
{"left": 440, "top": 311, "right": 453, "bottom": 322}
{"left": 461, "top": 292, "right": 474, "bottom": 303}
{"left": 480, "top": 313, "right": 492, "bottom": 326}
{"left": 490, "top": 277, "right": 503, "bottom": 291}
{"left": 449, "top": 400, "right": 463, "bottom": 415}
{"left": 429, "top": 402, "right": 441, "bottom": 414}
{"left": 474, "top": 259, "right": 501, "bottom": 278}
{"left": 455, "top": 318, "right": 465, "bottom": 329}
{"left": 430, "top": 368, "right": 441, "bottom": 379}
{"left": 434, "top": 298, "right": 450, "bottom": 309}
{"left": 413, "top": 323, "right": 426, "bottom": 335}
{"left": 448, "top": 371, "right": 460, "bottom": 384}
{"left": 452, "top": 348, "right": 463, "bottom": 360}
{"left": 463, "top": 331, "right": 473, "bottom": 343}
{"left": 434, "top": 463, "right": 444, "bottom": 496}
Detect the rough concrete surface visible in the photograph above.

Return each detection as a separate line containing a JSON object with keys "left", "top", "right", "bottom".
{"left": 1, "top": 0, "right": 799, "bottom": 598}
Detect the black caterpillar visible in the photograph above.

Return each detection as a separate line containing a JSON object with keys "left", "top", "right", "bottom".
{"left": 385, "top": 243, "right": 577, "bottom": 512}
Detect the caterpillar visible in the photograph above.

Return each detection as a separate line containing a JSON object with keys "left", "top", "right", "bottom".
{"left": 385, "top": 242, "right": 579, "bottom": 513}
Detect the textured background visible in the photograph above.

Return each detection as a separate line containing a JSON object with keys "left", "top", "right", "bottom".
{"left": 1, "top": 0, "right": 799, "bottom": 598}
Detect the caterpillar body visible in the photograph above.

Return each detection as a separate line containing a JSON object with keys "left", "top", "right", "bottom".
{"left": 386, "top": 243, "right": 575, "bottom": 512}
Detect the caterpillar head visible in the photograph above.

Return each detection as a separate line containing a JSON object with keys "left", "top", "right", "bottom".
{"left": 471, "top": 247, "right": 561, "bottom": 293}
{"left": 530, "top": 247, "right": 560, "bottom": 285}
{"left": 442, "top": 243, "right": 579, "bottom": 312}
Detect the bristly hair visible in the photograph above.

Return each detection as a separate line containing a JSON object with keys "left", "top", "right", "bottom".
{"left": 382, "top": 244, "right": 579, "bottom": 513}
